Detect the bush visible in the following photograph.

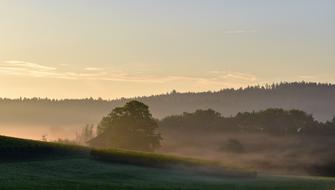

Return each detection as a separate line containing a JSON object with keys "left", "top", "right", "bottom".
{"left": 221, "top": 139, "right": 245, "bottom": 153}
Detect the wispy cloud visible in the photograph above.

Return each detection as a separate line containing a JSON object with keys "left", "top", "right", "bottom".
{"left": 2, "top": 60, "right": 56, "bottom": 71}
{"left": 209, "top": 71, "right": 257, "bottom": 82}
{"left": 0, "top": 60, "right": 195, "bottom": 83}
{"left": 298, "top": 75, "right": 317, "bottom": 80}
{"left": 0, "top": 60, "right": 107, "bottom": 80}
{"left": 84, "top": 67, "right": 103, "bottom": 71}
{"left": 0, "top": 60, "right": 258, "bottom": 89}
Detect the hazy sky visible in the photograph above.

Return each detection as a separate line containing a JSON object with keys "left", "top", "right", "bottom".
{"left": 0, "top": 0, "right": 334, "bottom": 99}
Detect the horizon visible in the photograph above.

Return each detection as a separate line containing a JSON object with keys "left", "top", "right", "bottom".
{"left": 0, "top": 81, "right": 333, "bottom": 100}
{"left": 1, "top": 0, "right": 335, "bottom": 99}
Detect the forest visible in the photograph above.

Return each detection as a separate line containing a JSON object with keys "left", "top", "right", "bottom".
{"left": 0, "top": 82, "right": 334, "bottom": 128}
{"left": 159, "top": 108, "right": 335, "bottom": 136}
{"left": 159, "top": 108, "right": 335, "bottom": 176}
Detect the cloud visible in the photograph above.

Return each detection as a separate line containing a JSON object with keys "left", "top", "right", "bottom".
{"left": 0, "top": 60, "right": 57, "bottom": 77}
{"left": 0, "top": 60, "right": 106, "bottom": 80}
{"left": 222, "top": 72, "right": 257, "bottom": 82}
{"left": 2, "top": 60, "right": 56, "bottom": 71}
{"left": 84, "top": 67, "right": 103, "bottom": 71}
{"left": 61, "top": 72, "right": 108, "bottom": 79}
{"left": 99, "top": 71, "right": 258, "bottom": 89}
{"left": 0, "top": 60, "right": 258, "bottom": 90}
{"left": 209, "top": 71, "right": 257, "bottom": 82}
{"left": 298, "top": 75, "right": 317, "bottom": 80}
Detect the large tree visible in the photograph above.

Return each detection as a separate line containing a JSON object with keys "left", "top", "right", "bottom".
{"left": 89, "top": 101, "right": 161, "bottom": 152}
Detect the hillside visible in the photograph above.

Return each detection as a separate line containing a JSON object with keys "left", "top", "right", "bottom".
{"left": 0, "top": 135, "right": 335, "bottom": 190}
{"left": 0, "top": 82, "right": 334, "bottom": 129}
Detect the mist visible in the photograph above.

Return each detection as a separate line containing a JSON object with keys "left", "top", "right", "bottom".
{"left": 1, "top": 82, "right": 334, "bottom": 176}
{"left": 0, "top": 124, "right": 82, "bottom": 142}
{"left": 159, "top": 132, "right": 335, "bottom": 176}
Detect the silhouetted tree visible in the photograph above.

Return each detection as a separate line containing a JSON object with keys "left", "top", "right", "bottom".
{"left": 160, "top": 109, "right": 222, "bottom": 132}
{"left": 235, "top": 108, "right": 317, "bottom": 135}
{"left": 159, "top": 108, "right": 335, "bottom": 136}
{"left": 89, "top": 101, "right": 161, "bottom": 152}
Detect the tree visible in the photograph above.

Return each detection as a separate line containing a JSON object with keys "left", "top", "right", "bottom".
{"left": 75, "top": 124, "right": 95, "bottom": 145}
{"left": 89, "top": 101, "right": 161, "bottom": 152}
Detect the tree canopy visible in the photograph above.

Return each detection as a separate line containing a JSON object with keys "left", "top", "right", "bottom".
{"left": 159, "top": 108, "right": 335, "bottom": 136}
{"left": 89, "top": 101, "right": 161, "bottom": 152}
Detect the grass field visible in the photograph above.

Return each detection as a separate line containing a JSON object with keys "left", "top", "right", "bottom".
{"left": 1, "top": 135, "right": 335, "bottom": 190}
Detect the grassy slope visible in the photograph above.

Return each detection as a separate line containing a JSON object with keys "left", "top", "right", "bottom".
{"left": 1, "top": 159, "right": 335, "bottom": 190}
{"left": 0, "top": 136, "right": 335, "bottom": 190}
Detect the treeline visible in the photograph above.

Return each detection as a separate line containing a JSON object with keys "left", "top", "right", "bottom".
{"left": 159, "top": 108, "right": 335, "bottom": 136}
{"left": 0, "top": 82, "right": 334, "bottom": 126}
{"left": 158, "top": 108, "right": 335, "bottom": 176}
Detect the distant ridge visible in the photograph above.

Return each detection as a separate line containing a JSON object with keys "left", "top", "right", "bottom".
{"left": 0, "top": 82, "right": 334, "bottom": 127}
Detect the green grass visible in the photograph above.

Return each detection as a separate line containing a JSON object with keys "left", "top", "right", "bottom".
{"left": 91, "top": 148, "right": 256, "bottom": 178}
{"left": 91, "top": 148, "right": 219, "bottom": 167}
{"left": 0, "top": 159, "right": 334, "bottom": 190}
{"left": 0, "top": 135, "right": 90, "bottom": 160}
{"left": 1, "top": 135, "right": 335, "bottom": 190}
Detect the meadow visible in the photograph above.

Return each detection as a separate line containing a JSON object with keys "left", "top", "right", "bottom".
{"left": 0, "top": 135, "right": 335, "bottom": 190}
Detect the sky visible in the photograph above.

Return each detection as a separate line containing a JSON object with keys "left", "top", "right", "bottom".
{"left": 0, "top": 0, "right": 334, "bottom": 99}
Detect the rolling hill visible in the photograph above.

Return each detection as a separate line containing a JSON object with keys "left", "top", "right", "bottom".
{"left": 0, "top": 135, "right": 335, "bottom": 190}
{"left": 0, "top": 82, "right": 334, "bottom": 130}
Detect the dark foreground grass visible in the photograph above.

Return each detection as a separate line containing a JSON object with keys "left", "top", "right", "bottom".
{"left": 90, "top": 148, "right": 218, "bottom": 167}
{"left": 0, "top": 158, "right": 334, "bottom": 190}
{"left": 0, "top": 135, "right": 253, "bottom": 177}
{"left": 1, "top": 135, "right": 335, "bottom": 190}
{"left": 91, "top": 148, "right": 256, "bottom": 178}
{"left": 0, "top": 135, "right": 90, "bottom": 160}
